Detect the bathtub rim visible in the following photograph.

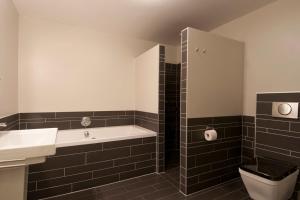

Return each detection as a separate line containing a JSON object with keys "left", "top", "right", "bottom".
{"left": 55, "top": 125, "right": 157, "bottom": 148}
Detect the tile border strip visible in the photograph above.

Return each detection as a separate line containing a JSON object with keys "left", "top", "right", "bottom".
{"left": 180, "top": 28, "right": 188, "bottom": 194}
{"left": 158, "top": 45, "right": 166, "bottom": 172}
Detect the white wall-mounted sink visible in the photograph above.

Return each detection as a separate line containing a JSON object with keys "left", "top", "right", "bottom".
{"left": 0, "top": 128, "right": 57, "bottom": 167}
{"left": 0, "top": 128, "right": 58, "bottom": 200}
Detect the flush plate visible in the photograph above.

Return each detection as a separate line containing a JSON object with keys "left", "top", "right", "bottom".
{"left": 272, "top": 102, "right": 298, "bottom": 119}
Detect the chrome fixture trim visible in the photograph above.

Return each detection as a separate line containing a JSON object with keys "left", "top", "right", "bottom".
{"left": 81, "top": 117, "right": 91, "bottom": 127}
{"left": 272, "top": 102, "right": 298, "bottom": 119}
{"left": 0, "top": 122, "right": 7, "bottom": 127}
{"left": 84, "top": 131, "right": 90, "bottom": 138}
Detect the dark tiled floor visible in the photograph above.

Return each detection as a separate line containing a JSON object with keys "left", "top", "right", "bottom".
{"left": 44, "top": 172, "right": 250, "bottom": 200}
{"left": 162, "top": 166, "right": 180, "bottom": 188}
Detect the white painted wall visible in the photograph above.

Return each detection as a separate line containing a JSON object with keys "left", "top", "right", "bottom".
{"left": 187, "top": 28, "right": 244, "bottom": 118}
{"left": 165, "top": 45, "right": 180, "bottom": 64}
{"left": 0, "top": 0, "right": 19, "bottom": 118}
{"left": 212, "top": 0, "right": 300, "bottom": 116}
{"left": 18, "top": 16, "right": 159, "bottom": 112}
{"left": 134, "top": 45, "right": 160, "bottom": 113}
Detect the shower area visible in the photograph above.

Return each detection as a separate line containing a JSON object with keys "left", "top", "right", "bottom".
{"left": 135, "top": 28, "right": 244, "bottom": 195}
{"left": 164, "top": 63, "right": 181, "bottom": 185}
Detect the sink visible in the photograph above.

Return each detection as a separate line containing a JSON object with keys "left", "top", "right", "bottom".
{"left": 0, "top": 128, "right": 57, "bottom": 167}
{"left": 0, "top": 128, "right": 58, "bottom": 200}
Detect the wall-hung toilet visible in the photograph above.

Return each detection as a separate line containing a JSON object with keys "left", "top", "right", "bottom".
{"left": 239, "top": 157, "right": 299, "bottom": 200}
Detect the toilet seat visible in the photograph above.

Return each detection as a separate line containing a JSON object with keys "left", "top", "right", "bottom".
{"left": 239, "top": 157, "right": 299, "bottom": 200}
{"left": 240, "top": 157, "right": 298, "bottom": 181}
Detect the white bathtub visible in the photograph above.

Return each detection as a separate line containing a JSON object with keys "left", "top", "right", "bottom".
{"left": 56, "top": 125, "right": 157, "bottom": 148}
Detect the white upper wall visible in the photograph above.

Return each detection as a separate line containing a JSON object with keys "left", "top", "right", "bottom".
{"left": 187, "top": 28, "right": 244, "bottom": 118}
{"left": 212, "top": 0, "right": 300, "bottom": 116}
{"left": 134, "top": 45, "right": 160, "bottom": 113}
{"left": 18, "top": 16, "right": 157, "bottom": 112}
{"left": 0, "top": 0, "right": 19, "bottom": 118}
{"left": 165, "top": 45, "right": 180, "bottom": 64}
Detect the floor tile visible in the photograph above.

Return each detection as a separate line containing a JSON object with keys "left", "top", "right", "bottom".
{"left": 43, "top": 169, "right": 251, "bottom": 200}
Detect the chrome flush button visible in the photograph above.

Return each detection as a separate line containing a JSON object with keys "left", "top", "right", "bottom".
{"left": 278, "top": 103, "right": 292, "bottom": 115}
{"left": 272, "top": 102, "right": 298, "bottom": 119}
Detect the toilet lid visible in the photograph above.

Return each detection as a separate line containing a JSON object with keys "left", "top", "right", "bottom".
{"left": 240, "top": 157, "right": 298, "bottom": 181}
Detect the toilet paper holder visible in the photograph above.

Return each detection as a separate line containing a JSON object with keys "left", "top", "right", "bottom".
{"left": 203, "top": 126, "right": 214, "bottom": 137}
{"left": 205, "top": 126, "right": 214, "bottom": 131}
{"left": 204, "top": 127, "right": 218, "bottom": 141}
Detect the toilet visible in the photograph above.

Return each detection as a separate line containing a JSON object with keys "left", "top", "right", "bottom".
{"left": 239, "top": 157, "right": 299, "bottom": 200}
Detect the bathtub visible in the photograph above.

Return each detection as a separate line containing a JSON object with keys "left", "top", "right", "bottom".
{"left": 56, "top": 125, "right": 157, "bottom": 148}
{"left": 28, "top": 125, "right": 157, "bottom": 200}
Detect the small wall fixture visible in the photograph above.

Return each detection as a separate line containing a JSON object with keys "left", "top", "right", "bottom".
{"left": 0, "top": 123, "right": 7, "bottom": 127}
{"left": 195, "top": 48, "right": 207, "bottom": 54}
{"left": 272, "top": 102, "right": 298, "bottom": 119}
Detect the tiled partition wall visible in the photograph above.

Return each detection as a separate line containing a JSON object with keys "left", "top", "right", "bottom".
{"left": 256, "top": 92, "right": 300, "bottom": 192}
{"left": 134, "top": 111, "right": 159, "bottom": 132}
{"left": 28, "top": 137, "right": 156, "bottom": 200}
{"left": 135, "top": 45, "right": 166, "bottom": 173}
{"left": 180, "top": 28, "right": 188, "bottom": 194}
{"left": 180, "top": 29, "right": 244, "bottom": 195}
{"left": 165, "top": 63, "right": 181, "bottom": 169}
{"left": 184, "top": 117, "right": 242, "bottom": 194}
{"left": 158, "top": 45, "right": 166, "bottom": 172}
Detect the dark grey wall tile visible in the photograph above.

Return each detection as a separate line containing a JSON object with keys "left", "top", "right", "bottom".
{"left": 28, "top": 137, "right": 157, "bottom": 200}
{"left": 70, "top": 119, "right": 105, "bottom": 129}
{"left": 291, "top": 122, "right": 300, "bottom": 132}
{"left": 256, "top": 118, "right": 289, "bottom": 130}
{"left": 28, "top": 169, "right": 64, "bottom": 181}
{"left": 256, "top": 102, "right": 272, "bottom": 115}
{"left": 256, "top": 148, "right": 300, "bottom": 166}
{"left": 256, "top": 143, "right": 290, "bottom": 155}
{"left": 114, "top": 154, "right": 152, "bottom": 167}
{"left": 242, "top": 116, "right": 255, "bottom": 124}
{"left": 131, "top": 143, "right": 156, "bottom": 156}
{"left": 119, "top": 166, "right": 156, "bottom": 180}
{"left": 0, "top": 113, "right": 19, "bottom": 131}
{"left": 257, "top": 131, "right": 300, "bottom": 152}
{"left": 28, "top": 182, "right": 36, "bottom": 192}
{"left": 134, "top": 111, "right": 159, "bottom": 132}
{"left": 183, "top": 116, "right": 243, "bottom": 195}
{"left": 135, "top": 159, "right": 156, "bottom": 169}
{"left": 56, "top": 112, "right": 93, "bottom": 118}
{"left": 257, "top": 93, "right": 300, "bottom": 102}
{"left": 72, "top": 174, "right": 119, "bottom": 191}
{"left": 27, "top": 185, "right": 71, "bottom": 200}
{"left": 19, "top": 110, "right": 136, "bottom": 130}
{"left": 29, "top": 154, "right": 85, "bottom": 172}
{"left": 87, "top": 147, "right": 131, "bottom": 163}
{"left": 65, "top": 160, "right": 113, "bottom": 176}
{"left": 93, "top": 164, "right": 135, "bottom": 178}
{"left": 20, "top": 112, "right": 55, "bottom": 119}
{"left": 195, "top": 150, "right": 228, "bottom": 166}
{"left": 256, "top": 92, "right": 300, "bottom": 196}
{"left": 56, "top": 143, "right": 102, "bottom": 156}
{"left": 106, "top": 117, "right": 134, "bottom": 126}
{"left": 37, "top": 172, "right": 92, "bottom": 189}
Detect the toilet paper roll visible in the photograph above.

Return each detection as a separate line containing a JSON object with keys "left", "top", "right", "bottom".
{"left": 204, "top": 129, "right": 217, "bottom": 141}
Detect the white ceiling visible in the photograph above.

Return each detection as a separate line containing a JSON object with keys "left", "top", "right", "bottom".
{"left": 12, "top": 0, "right": 277, "bottom": 45}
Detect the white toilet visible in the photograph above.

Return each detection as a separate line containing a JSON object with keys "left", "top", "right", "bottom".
{"left": 239, "top": 157, "right": 299, "bottom": 200}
